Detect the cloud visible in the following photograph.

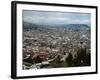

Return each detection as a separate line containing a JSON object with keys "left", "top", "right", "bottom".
{"left": 23, "top": 10, "right": 91, "bottom": 25}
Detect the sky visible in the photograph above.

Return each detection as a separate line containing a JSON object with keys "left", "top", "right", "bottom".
{"left": 23, "top": 10, "right": 91, "bottom": 25}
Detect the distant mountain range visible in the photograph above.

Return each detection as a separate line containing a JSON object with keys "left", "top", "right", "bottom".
{"left": 61, "top": 24, "right": 90, "bottom": 30}
{"left": 23, "top": 22, "right": 90, "bottom": 31}
{"left": 23, "top": 22, "right": 52, "bottom": 32}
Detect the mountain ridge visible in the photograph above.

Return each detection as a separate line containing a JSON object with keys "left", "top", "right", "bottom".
{"left": 23, "top": 21, "right": 90, "bottom": 31}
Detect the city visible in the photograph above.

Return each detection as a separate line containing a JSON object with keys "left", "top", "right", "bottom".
{"left": 22, "top": 22, "right": 91, "bottom": 70}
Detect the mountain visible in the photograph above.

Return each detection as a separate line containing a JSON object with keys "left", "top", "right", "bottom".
{"left": 23, "top": 22, "right": 90, "bottom": 31}
{"left": 23, "top": 22, "right": 52, "bottom": 32}
{"left": 63, "top": 24, "right": 90, "bottom": 30}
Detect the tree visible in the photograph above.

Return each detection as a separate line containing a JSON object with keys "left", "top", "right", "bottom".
{"left": 73, "top": 47, "right": 90, "bottom": 66}
{"left": 65, "top": 53, "right": 73, "bottom": 67}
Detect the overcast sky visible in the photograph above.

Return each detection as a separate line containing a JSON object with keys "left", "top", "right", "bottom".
{"left": 23, "top": 10, "right": 91, "bottom": 25}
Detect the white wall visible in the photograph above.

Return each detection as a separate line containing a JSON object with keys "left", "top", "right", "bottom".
{"left": 0, "top": 0, "right": 99, "bottom": 80}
